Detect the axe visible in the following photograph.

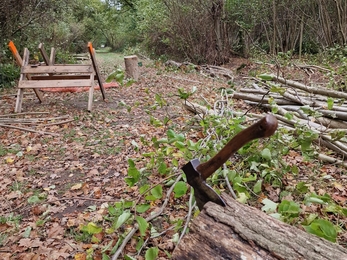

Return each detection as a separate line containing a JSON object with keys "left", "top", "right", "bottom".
{"left": 182, "top": 114, "right": 278, "bottom": 210}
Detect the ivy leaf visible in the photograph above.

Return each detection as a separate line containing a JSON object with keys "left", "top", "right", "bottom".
{"left": 145, "top": 247, "right": 159, "bottom": 260}
{"left": 158, "top": 162, "right": 167, "bottom": 174}
{"left": 278, "top": 200, "right": 300, "bottom": 217}
{"left": 236, "top": 192, "right": 249, "bottom": 203}
{"left": 128, "top": 158, "right": 135, "bottom": 168}
{"left": 167, "top": 129, "right": 176, "bottom": 141}
{"left": 115, "top": 211, "right": 131, "bottom": 229}
{"left": 258, "top": 74, "right": 274, "bottom": 81}
{"left": 253, "top": 180, "right": 262, "bottom": 194}
{"left": 23, "top": 226, "right": 31, "bottom": 238}
{"left": 136, "top": 204, "right": 150, "bottom": 213}
{"left": 125, "top": 160, "right": 140, "bottom": 187}
{"left": 136, "top": 216, "right": 148, "bottom": 236}
{"left": 261, "top": 148, "right": 272, "bottom": 160}
{"left": 139, "top": 184, "right": 150, "bottom": 194}
{"left": 81, "top": 222, "right": 102, "bottom": 235}
{"left": 27, "top": 195, "right": 41, "bottom": 204}
{"left": 304, "top": 219, "right": 337, "bottom": 242}
{"left": 270, "top": 84, "right": 285, "bottom": 95}
{"left": 261, "top": 198, "right": 278, "bottom": 213}
{"left": 173, "top": 181, "right": 188, "bottom": 198}
{"left": 151, "top": 185, "right": 163, "bottom": 199}
{"left": 327, "top": 97, "right": 334, "bottom": 110}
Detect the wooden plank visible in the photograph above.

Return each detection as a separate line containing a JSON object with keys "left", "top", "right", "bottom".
{"left": 8, "top": 41, "right": 44, "bottom": 103}
{"left": 49, "top": 47, "right": 56, "bottom": 65}
{"left": 39, "top": 43, "right": 55, "bottom": 77}
{"left": 18, "top": 79, "right": 92, "bottom": 88}
{"left": 31, "top": 75, "right": 92, "bottom": 80}
{"left": 87, "top": 73, "right": 95, "bottom": 111}
{"left": 88, "top": 42, "right": 106, "bottom": 100}
{"left": 22, "top": 65, "right": 93, "bottom": 74}
{"left": 38, "top": 43, "right": 50, "bottom": 65}
{"left": 15, "top": 48, "right": 30, "bottom": 113}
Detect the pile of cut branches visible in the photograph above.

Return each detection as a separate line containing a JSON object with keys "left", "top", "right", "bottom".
{"left": 184, "top": 73, "right": 347, "bottom": 167}
{"left": 165, "top": 60, "right": 233, "bottom": 80}
{"left": 0, "top": 112, "right": 73, "bottom": 136}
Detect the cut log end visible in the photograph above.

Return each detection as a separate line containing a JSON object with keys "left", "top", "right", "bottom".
{"left": 124, "top": 55, "right": 139, "bottom": 81}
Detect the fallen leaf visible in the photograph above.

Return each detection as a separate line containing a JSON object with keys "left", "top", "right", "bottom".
{"left": 82, "top": 183, "right": 89, "bottom": 195}
{"left": 93, "top": 187, "right": 102, "bottom": 199}
{"left": 18, "top": 238, "right": 42, "bottom": 248}
{"left": 332, "top": 194, "right": 347, "bottom": 204}
{"left": 6, "top": 157, "right": 14, "bottom": 164}
{"left": 48, "top": 223, "right": 65, "bottom": 238}
{"left": 87, "top": 168, "right": 99, "bottom": 178}
{"left": 334, "top": 182, "right": 345, "bottom": 192}
{"left": 0, "top": 253, "right": 11, "bottom": 260}
{"left": 71, "top": 183, "right": 82, "bottom": 190}
{"left": 0, "top": 223, "right": 11, "bottom": 232}
{"left": 74, "top": 253, "right": 87, "bottom": 260}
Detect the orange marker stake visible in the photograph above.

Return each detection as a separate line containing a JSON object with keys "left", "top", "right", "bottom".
{"left": 88, "top": 42, "right": 94, "bottom": 55}
{"left": 8, "top": 41, "right": 23, "bottom": 66}
{"left": 8, "top": 41, "right": 18, "bottom": 56}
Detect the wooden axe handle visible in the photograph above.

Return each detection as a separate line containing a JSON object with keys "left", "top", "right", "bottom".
{"left": 197, "top": 114, "right": 278, "bottom": 180}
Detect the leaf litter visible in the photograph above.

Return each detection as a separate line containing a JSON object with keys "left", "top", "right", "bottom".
{"left": 0, "top": 57, "right": 347, "bottom": 258}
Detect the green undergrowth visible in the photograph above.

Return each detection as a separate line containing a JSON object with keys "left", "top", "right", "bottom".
{"left": 81, "top": 84, "right": 347, "bottom": 258}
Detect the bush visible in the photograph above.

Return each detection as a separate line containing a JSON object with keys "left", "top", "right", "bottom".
{"left": 0, "top": 63, "right": 20, "bottom": 89}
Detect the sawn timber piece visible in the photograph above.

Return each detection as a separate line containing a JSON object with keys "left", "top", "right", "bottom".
{"left": 173, "top": 193, "right": 347, "bottom": 260}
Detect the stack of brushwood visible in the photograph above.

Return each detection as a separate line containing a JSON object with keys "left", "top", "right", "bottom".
{"left": 0, "top": 112, "right": 73, "bottom": 136}
{"left": 184, "top": 73, "right": 347, "bottom": 168}
{"left": 235, "top": 74, "right": 347, "bottom": 161}
{"left": 165, "top": 60, "right": 233, "bottom": 79}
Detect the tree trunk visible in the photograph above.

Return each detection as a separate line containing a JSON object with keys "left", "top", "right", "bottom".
{"left": 124, "top": 55, "right": 139, "bottom": 81}
{"left": 173, "top": 193, "right": 347, "bottom": 260}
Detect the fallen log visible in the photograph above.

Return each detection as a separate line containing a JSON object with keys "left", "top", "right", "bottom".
{"left": 173, "top": 193, "right": 347, "bottom": 260}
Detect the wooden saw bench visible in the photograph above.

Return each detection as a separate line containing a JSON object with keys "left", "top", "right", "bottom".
{"left": 8, "top": 41, "right": 106, "bottom": 112}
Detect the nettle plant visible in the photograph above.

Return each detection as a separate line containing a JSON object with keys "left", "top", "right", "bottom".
{"left": 101, "top": 87, "right": 347, "bottom": 258}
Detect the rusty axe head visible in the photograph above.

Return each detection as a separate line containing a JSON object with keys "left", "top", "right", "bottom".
{"left": 182, "top": 114, "right": 278, "bottom": 210}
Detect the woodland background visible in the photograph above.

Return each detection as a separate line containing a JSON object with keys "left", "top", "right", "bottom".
{"left": 2, "top": 0, "right": 347, "bottom": 259}
{"left": 1, "top": 0, "right": 347, "bottom": 68}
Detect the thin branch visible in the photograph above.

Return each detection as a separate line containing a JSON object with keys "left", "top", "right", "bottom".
{"left": 177, "top": 187, "right": 196, "bottom": 246}
{"left": 0, "top": 112, "right": 49, "bottom": 117}
{"left": 111, "top": 174, "right": 182, "bottom": 260}
{"left": 0, "top": 123, "right": 59, "bottom": 136}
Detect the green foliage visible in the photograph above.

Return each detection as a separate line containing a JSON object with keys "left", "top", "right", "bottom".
{"left": 145, "top": 247, "right": 159, "bottom": 260}
{"left": 0, "top": 63, "right": 20, "bottom": 89}
{"left": 304, "top": 219, "right": 337, "bottom": 243}
{"left": 125, "top": 159, "right": 141, "bottom": 186}
{"left": 135, "top": 216, "right": 148, "bottom": 236}
{"left": 278, "top": 200, "right": 301, "bottom": 219}
{"left": 0, "top": 213, "right": 22, "bottom": 227}
{"left": 115, "top": 212, "right": 132, "bottom": 229}
{"left": 106, "top": 68, "right": 135, "bottom": 86}
{"left": 81, "top": 222, "right": 103, "bottom": 235}
{"left": 54, "top": 50, "right": 77, "bottom": 64}
{"left": 174, "top": 182, "right": 188, "bottom": 198}
{"left": 0, "top": 213, "right": 22, "bottom": 246}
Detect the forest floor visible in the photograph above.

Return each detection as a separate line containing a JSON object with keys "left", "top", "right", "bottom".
{"left": 0, "top": 52, "right": 346, "bottom": 259}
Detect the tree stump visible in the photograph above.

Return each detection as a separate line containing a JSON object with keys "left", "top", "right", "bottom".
{"left": 124, "top": 55, "right": 139, "bottom": 81}
{"left": 173, "top": 193, "right": 347, "bottom": 260}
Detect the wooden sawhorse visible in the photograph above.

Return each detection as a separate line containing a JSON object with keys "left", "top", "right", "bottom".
{"left": 9, "top": 42, "right": 105, "bottom": 112}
